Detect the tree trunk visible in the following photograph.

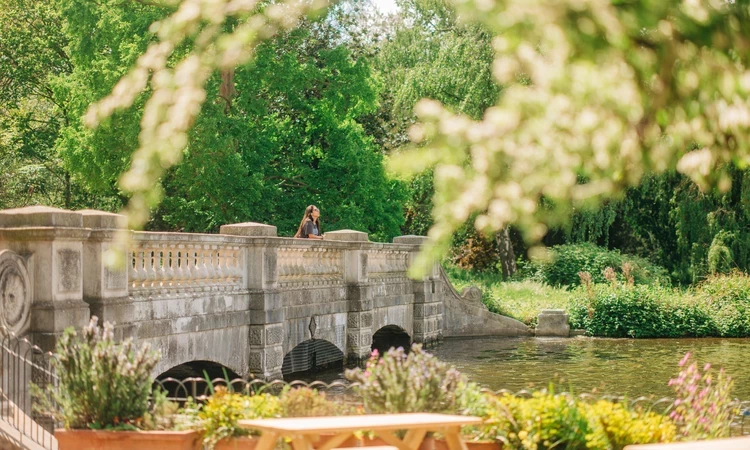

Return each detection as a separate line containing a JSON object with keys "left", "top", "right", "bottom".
{"left": 496, "top": 226, "right": 517, "bottom": 279}
{"left": 219, "top": 68, "right": 235, "bottom": 114}
{"left": 64, "top": 171, "right": 71, "bottom": 209}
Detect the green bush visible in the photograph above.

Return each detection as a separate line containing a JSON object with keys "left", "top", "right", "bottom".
{"left": 569, "top": 283, "right": 717, "bottom": 338}
{"left": 279, "top": 386, "right": 344, "bottom": 417}
{"left": 187, "top": 386, "right": 281, "bottom": 449}
{"left": 478, "top": 391, "right": 675, "bottom": 450}
{"left": 533, "top": 244, "right": 669, "bottom": 287}
{"left": 694, "top": 272, "right": 750, "bottom": 337}
{"left": 44, "top": 317, "right": 161, "bottom": 429}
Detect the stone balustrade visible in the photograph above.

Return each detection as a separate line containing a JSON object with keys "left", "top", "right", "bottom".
{"left": 276, "top": 245, "right": 344, "bottom": 288}
{"left": 129, "top": 233, "right": 244, "bottom": 296}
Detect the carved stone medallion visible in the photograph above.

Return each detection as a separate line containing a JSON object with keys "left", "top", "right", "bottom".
{"left": 0, "top": 250, "right": 31, "bottom": 336}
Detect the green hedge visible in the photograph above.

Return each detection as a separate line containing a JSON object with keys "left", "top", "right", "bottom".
{"left": 529, "top": 243, "right": 669, "bottom": 287}
{"left": 569, "top": 273, "right": 750, "bottom": 338}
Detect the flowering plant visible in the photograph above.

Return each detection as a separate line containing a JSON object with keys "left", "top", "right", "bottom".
{"left": 345, "top": 344, "right": 465, "bottom": 414}
{"left": 43, "top": 316, "right": 161, "bottom": 429}
{"left": 668, "top": 352, "right": 736, "bottom": 440}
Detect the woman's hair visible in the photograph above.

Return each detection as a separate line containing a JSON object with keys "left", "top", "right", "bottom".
{"left": 294, "top": 205, "right": 321, "bottom": 238}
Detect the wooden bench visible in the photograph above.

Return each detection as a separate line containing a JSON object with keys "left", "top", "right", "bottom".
{"left": 623, "top": 436, "right": 750, "bottom": 449}
{"left": 238, "top": 413, "right": 482, "bottom": 450}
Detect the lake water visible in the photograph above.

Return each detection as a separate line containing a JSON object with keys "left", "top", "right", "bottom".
{"left": 303, "top": 336, "right": 750, "bottom": 400}
{"left": 430, "top": 336, "right": 750, "bottom": 400}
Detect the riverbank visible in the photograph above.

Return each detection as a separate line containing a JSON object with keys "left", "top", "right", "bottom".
{"left": 444, "top": 266, "right": 750, "bottom": 338}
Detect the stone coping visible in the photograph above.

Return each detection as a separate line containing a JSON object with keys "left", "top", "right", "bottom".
{"left": 133, "top": 231, "right": 422, "bottom": 249}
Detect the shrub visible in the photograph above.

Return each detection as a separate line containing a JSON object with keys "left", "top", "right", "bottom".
{"left": 582, "top": 400, "right": 676, "bottom": 450}
{"left": 495, "top": 391, "right": 591, "bottom": 450}
{"left": 669, "top": 353, "right": 736, "bottom": 440}
{"left": 477, "top": 392, "right": 675, "bottom": 450}
{"left": 190, "top": 386, "right": 280, "bottom": 449}
{"left": 694, "top": 272, "right": 750, "bottom": 337}
{"left": 279, "top": 386, "right": 341, "bottom": 417}
{"left": 533, "top": 244, "right": 668, "bottom": 287}
{"left": 345, "top": 344, "right": 465, "bottom": 414}
{"left": 569, "top": 284, "right": 673, "bottom": 338}
{"left": 568, "top": 282, "right": 717, "bottom": 338}
{"left": 44, "top": 316, "right": 161, "bottom": 429}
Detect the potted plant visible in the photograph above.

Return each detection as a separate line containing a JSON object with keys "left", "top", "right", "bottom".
{"left": 41, "top": 317, "right": 200, "bottom": 450}
{"left": 345, "top": 345, "right": 467, "bottom": 450}
{"left": 184, "top": 385, "right": 281, "bottom": 450}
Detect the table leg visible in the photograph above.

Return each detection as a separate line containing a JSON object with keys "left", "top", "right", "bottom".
{"left": 403, "top": 429, "right": 428, "bottom": 450}
{"left": 255, "top": 432, "right": 280, "bottom": 450}
{"left": 442, "top": 427, "right": 468, "bottom": 450}
{"left": 317, "top": 433, "right": 356, "bottom": 450}
{"left": 292, "top": 436, "right": 314, "bottom": 450}
{"left": 377, "top": 430, "right": 412, "bottom": 450}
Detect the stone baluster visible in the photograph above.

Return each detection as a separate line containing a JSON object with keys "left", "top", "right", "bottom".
{"left": 163, "top": 246, "right": 175, "bottom": 287}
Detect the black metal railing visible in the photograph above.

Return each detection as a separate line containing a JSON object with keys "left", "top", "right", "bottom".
{"left": 0, "top": 329, "right": 58, "bottom": 449}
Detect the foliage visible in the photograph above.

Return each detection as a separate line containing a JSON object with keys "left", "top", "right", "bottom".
{"left": 532, "top": 244, "right": 669, "bottom": 287}
{"left": 493, "top": 391, "right": 591, "bottom": 450}
{"left": 443, "top": 264, "right": 574, "bottom": 326}
{"left": 345, "top": 344, "right": 465, "bottom": 414}
{"left": 693, "top": 272, "right": 750, "bottom": 338}
{"left": 569, "top": 272, "right": 750, "bottom": 338}
{"left": 568, "top": 281, "right": 716, "bottom": 338}
{"left": 188, "top": 386, "right": 281, "bottom": 449}
{"left": 45, "top": 317, "right": 161, "bottom": 429}
{"left": 139, "top": 388, "right": 182, "bottom": 431}
{"left": 474, "top": 391, "right": 675, "bottom": 450}
{"left": 0, "top": 0, "right": 112, "bottom": 211}
{"left": 389, "top": 0, "right": 750, "bottom": 277}
{"left": 582, "top": 400, "right": 676, "bottom": 450}
{"left": 450, "top": 224, "right": 501, "bottom": 273}
{"left": 279, "top": 386, "right": 341, "bottom": 417}
{"left": 669, "top": 353, "right": 736, "bottom": 441}
{"left": 47, "top": 0, "right": 405, "bottom": 240}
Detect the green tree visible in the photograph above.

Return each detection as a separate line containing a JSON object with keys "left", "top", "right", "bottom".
{"left": 52, "top": 0, "right": 405, "bottom": 240}
{"left": 390, "top": 0, "right": 750, "bottom": 275}
{"left": 0, "top": 0, "right": 98, "bottom": 210}
{"left": 375, "top": 0, "right": 514, "bottom": 274}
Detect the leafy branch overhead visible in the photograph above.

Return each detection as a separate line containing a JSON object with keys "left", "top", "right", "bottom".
{"left": 390, "top": 0, "right": 750, "bottom": 275}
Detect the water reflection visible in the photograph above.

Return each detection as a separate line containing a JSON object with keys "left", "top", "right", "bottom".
{"left": 295, "top": 336, "right": 750, "bottom": 400}
{"left": 431, "top": 337, "right": 750, "bottom": 400}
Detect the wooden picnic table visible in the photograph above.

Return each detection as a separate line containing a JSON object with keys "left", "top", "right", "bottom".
{"left": 238, "top": 413, "right": 482, "bottom": 450}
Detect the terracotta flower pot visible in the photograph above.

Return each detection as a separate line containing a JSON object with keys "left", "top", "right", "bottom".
{"left": 55, "top": 429, "right": 201, "bottom": 450}
{"left": 434, "top": 438, "right": 501, "bottom": 450}
{"left": 214, "top": 436, "right": 260, "bottom": 450}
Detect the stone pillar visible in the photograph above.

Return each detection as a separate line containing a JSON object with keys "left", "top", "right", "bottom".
{"left": 394, "top": 235, "right": 442, "bottom": 346}
{"left": 325, "top": 230, "right": 373, "bottom": 363}
{"left": 80, "top": 210, "right": 133, "bottom": 340}
{"left": 220, "top": 222, "right": 283, "bottom": 380}
{"left": 0, "top": 206, "right": 91, "bottom": 351}
{"left": 536, "top": 309, "right": 570, "bottom": 337}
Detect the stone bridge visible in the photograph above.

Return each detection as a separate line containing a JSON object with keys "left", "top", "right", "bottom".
{"left": 0, "top": 206, "right": 531, "bottom": 380}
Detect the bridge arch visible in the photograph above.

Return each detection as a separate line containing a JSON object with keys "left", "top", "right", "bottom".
{"left": 282, "top": 339, "right": 344, "bottom": 378}
{"left": 371, "top": 325, "right": 411, "bottom": 356}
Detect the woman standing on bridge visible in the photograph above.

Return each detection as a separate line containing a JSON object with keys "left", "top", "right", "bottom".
{"left": 294, "top": 205, "right": 324, "bottom": 239}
